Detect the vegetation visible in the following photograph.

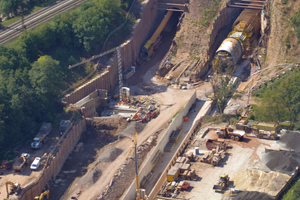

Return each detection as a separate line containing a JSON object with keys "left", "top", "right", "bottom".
{"left": 281, "top": 179, "right": 300, "bottom": 200}
{"left": 291, "top": 7, "right": 300, "bottom": 43}
{"left": 211, "top": 67, "right": 241, "bottom": 113}
{"left": 252, "top": 67, "right": 300, "bottom": 129}
{"left": 0, "top": 0, "right": 134, "bottom": 158}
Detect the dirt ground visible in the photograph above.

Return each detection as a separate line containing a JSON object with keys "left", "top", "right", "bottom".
{"left": 175, "top": 130, "right": 285, "bottom": 200}
{"left": 55, "top": 20, "right": 201, "bottom": 200}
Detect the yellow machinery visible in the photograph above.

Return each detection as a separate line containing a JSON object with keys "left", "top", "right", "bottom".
{"left": 6, "top": 181, "right": 21, "bottom": 198}
{"left": 213, "top": 174, "right": 230, "bottom": 192}
{"left": 126, "top": 131, "right": 147, "bottom": 200}
{"left": 141, "top": 11, "right": 173, "bottom": 60}
{"left": 34, "top": 190, "right": 50, "bottom": 200}
{"left": 212, "top": 1, "right": 262, "bottom": 72}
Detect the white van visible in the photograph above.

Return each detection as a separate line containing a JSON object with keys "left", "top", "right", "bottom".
{"left": 30, "top": 157, "right": 41, "bottom": 170}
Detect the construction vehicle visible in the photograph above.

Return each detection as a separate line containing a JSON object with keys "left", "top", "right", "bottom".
{"left": 34, "top": 190, "right": 50, "bottom": 200}
{"left": 235, "top": 116, "right": 251, "bottom": 132}
{"left": 213, "top": 174, "right": 230, "bottom": 193}
{"left": 254, "top": 129, "right": 278, "bottom": 140}
{"left": 215, "top": 127, "right": 245, "bottom": 141}
{"left": 59, "top": 120, "right": 72, "bottom": 135}
{"left": 31, "top": 123, "right": 52, "bottom": 149}
{"left": 212, "top": 1, "right": 262, "bottom": 71}
{"left": 13, "top": 153, "right": 30, "bottom": 172}
{"left": 205, "top": 139, "right": 230, "bottom": 151}
{"left": 2, "top": 160, "right": 13, "bottom": 169}
{"left": 6, "top": 181, "right": 21, "bottom": 198}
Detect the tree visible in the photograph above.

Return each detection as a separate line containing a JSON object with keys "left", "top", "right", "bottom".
{"left": 211, "top": 73, "right": 241, "bottom": 113}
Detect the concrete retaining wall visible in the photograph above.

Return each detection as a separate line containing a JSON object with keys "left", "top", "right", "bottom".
{"left": 147, "top": 99, "right": 214, "bottom": 200}
{"left": 62, "top": 0, "right": 162, "bottom": 105}
{"left": 122, "top": 91, "right": 196, "bottom": 200}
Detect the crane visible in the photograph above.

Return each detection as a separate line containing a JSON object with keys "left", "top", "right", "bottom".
{"left": 126, "top": 131, "right": 147, "bottom": 200}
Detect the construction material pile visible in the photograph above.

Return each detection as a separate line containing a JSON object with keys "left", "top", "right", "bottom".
{"left": 279, "top": 131, "right": 300, "bottom": 152}
{"left": 262, "top": 131, "right": 300, "bottom": 174}
{"left": 233, "top": 191, "right": 273, "bottom": 200}
{"left": 263, "top": 150, "right": 300, "bottom": 174}
{"left": 232, "top": 169, "right": 291, "bottom": 197}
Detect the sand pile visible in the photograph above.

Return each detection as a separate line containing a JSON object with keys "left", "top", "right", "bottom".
{"left": 232, "top": 169, "right": 291, "bottom": 197}
{"left": 263, "top": 151, "right": 300, "bottom": 174}
{"left": 233, "top": 191, "right": 274, "bottom": 200}
{"left": 279, "top": 131, "right": 300, "bottom": 152}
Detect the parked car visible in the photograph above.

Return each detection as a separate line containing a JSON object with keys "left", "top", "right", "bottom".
{"left": 30, "top": 157, "right": 41, "bottom": 170}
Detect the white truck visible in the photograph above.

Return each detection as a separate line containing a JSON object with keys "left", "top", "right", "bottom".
{"left": 31, "top": 123, "right": 52, "bottom": 149}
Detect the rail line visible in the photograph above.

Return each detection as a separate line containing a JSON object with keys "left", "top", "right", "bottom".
{"left": 0, "top": 0, "right": 86, "bottom": 44}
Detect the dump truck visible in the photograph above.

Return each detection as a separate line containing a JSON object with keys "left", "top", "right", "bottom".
{"left": 31, "top": 123, "right": 52, "bottom": 149}
{"left": 13, "top": 153, "right": 30, "bottom": 172}
{"left": 205, "top": 139, "right": 230, "bottom": 151}
{"left": 235, "top": 116, "right": 251, "bottom": 132}
{"left": 215, "top": 127, "right": 245, "bottom": 141}
{"left": 213, "top": 174, "right": 230, "bottom": 193}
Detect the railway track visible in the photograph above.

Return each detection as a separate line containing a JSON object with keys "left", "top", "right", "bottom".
{"left": 0, "top": 0, "right": 86, "bottom": 45}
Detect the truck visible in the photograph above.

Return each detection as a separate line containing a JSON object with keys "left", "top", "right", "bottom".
{"left": 215, "top": 127, "right": 245, "bottom": 141}
{"left": 59, "top": 120, "right": 72, "bottom": 135}
{"left": 31, "top": 123, "right": 52, "bottom": 149}
{"left": 12, "top": 153, "right": 30, "bottom": 172}
{"left": 235, "top": 116, "right": 251, "bottom": 132}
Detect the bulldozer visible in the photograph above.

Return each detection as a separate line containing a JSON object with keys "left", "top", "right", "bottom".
{"left": 213, "top": 174, "right": 230, "bottom": 193}
{"left": 34, "top": 190, "right": 50, "bottom": 200}
{"left": 6, "top": 181, "right": 21, "bottom": 198}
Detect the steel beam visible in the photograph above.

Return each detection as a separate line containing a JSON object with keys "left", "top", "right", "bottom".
{"left": 228, "top": 4, "right": 264, "bottom": 10}
{"left": 154, "top": 7, "right": 185, "bottom": 12}
{"left": 234, "top": 2, "right": 264, "bottom": 6}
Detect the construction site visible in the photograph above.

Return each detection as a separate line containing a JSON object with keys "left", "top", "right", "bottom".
{"left": 1, "top": 0, "right": 300, "bottom": 199}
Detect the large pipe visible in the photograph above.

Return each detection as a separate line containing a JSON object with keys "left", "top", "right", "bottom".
{"left": 141, "top": 11, "right": 173, "bottom": 60}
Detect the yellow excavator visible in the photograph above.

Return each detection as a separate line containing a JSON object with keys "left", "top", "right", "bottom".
{"left": 34, "top": 190, "right": 50, "bottom": 200}
{"left": 6, "top": 181, "right": 21, "bottom": 198}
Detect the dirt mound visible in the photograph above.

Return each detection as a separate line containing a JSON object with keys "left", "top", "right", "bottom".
{"left": 98, "top": 148, "right": 123, "bottom": 163}
{"left": 263, "top": 150, "right": 300, "bottom": 174}
{"left": 279, "top": 131, "right": 300, "bottom": 152}
{"left": 121, "top": 121, "right": 146, "bottom": 136}
{"left": 233, "top": 191, "right": 274, "bottom": 200}
{"left": 87, "top": 116, "right": 128, "bottom": 136}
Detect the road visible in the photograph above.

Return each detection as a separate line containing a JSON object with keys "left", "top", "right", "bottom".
{"left": 0, "top": 0, "right": 86, "bottom": 44}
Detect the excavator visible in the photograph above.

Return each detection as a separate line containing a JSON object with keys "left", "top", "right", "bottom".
{"left": 6, "top": 181, "right": 21, "bottom": 198}
{"left": 34, "top": 190, "right": 50, "bottom": 200}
